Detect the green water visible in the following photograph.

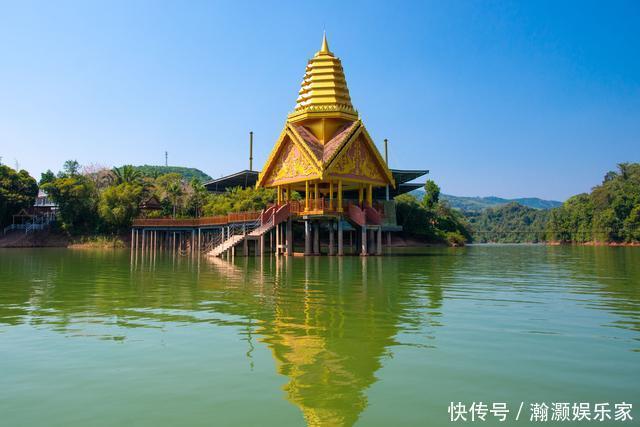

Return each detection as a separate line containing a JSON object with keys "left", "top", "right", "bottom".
{"left": 0, "top": 246, "right": 638, "bottom": 426}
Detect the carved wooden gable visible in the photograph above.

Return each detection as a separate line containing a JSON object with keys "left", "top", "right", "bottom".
{"left": 326, "top": 135, "right": 389, "bottom": 185}
{"left": 263, "top": 135, "right": 319, "bottom": 186}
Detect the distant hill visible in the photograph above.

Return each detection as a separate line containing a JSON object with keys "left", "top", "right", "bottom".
{"left": 412, "top": 189, "right": 561, "bottom": 211}
{"left": 466, "top": 202, "right": 550, "bottom": 243}
{"left": 125, "top": 165, "right": 212, "bottom": 182}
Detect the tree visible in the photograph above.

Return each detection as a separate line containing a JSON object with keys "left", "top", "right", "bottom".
{"left": 42, "top": 175, "right": 98, "bottom": 233}
{"left": 422, "top": 180, "right": 440, "bottom": 210}
{"left": 546, "top": 163, "right": 640, "bottom": 243}
{"left": 98, "top": 183, "right": 143, "bottom": 232}
{"left": 62, "top": 160, "right": 81, "bottom": 177}
{"left": 0, "top": 165, "right": 38, "bottom": 228}
{"left": 112, "top": 165, "right": 143, "bottom": 185}
{"left": 188, "top": 178, "right": 209, "bottom": 217}
{"left": 39, "top": 169, "right": 56, "bottom": 186}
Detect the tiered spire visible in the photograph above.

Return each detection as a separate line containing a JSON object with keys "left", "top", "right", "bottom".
{"left": 288, "top": 33, "right": 358, "bottom": 122}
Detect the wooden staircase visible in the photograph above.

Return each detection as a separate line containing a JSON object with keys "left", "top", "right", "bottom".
{"left": 207, "top": 203, "right": 291, "bottom": 257}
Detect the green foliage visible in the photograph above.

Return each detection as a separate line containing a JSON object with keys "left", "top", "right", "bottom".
{"left": 418, "top": 192, "right": 562, "bottom": 211}
{"left": 203, "top": 187, "right": 275, "bottom": 216}
{"left": 546, "top": 163, "right": 640, "bottom": 243}
{"left": 39, "top": 169, "right": 56, "bottom": 185}
{"left": 0, "top": 165, "right": 39, "bottom": 228}
{"left": 62, "top": 160, "right": 81, "bottom": 177}
{"left": 126, "top": 165, "right": 212, "bottom": 182}
{"left": 42, "top": 174, "right": 98, "bottom": 234}
{"left": 112, "top": 165, "right": 143, "bottom": 185}
{"left": 395, "top": 191, "right": 471, "bottom": 245}
{"left": 98, "top": 183, "right": 144, "bottom": 232}
{"left": 422, "top": 180, "right": 440, "bottom": 210}
{"left": 466, "top": 202, "right": 550, "bottom": 243}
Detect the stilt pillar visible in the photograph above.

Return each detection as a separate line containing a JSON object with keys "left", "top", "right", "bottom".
{"left": 329, "top": 222, "right": 335, "bottom": 255}
{"left": 259, "top": 235, "right": 265, "bottom": 257}
{"left": 387, "top": 231, "right": 391, "bottom": 246}
{"left": 286, "top": 218, "right": 293, "bottom": 256}
{"left": 304, "top": 220, "right": 312, "bottom": 255}
{"left": 377, "top": 227, "right": 382, "bottom": 255}
{"left": 337, "top": 220, "right": 344, "bottom": 256}
{"left": 361, "top": 226, "right": 368, "bottom": 256}
{"left": 313, "top": 222, "right": 319, "bottom": 255}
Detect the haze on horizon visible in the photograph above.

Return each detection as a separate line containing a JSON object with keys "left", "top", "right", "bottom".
{"left": 0, "top": 1, "right": 638, "bottom": 201}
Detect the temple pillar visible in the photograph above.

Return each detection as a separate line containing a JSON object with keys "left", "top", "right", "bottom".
{"left": 304, "top": 220, "right": 311, "bottom": 255}
{"left": 314, "top": 182, "right": 319, "bottom": 210}
{"left": 329, "top": 222, "right": 335, "bottom": 255}
{"left": 358, "top": 186, "right": 363, "bottom": 205}
{"left": 329, "top": 181, "right": 334, "bottom": 210}
{"left": 313, "top": 222, "right": 319, "bottom": 255}
{"left": 337, "top": 220, "right": 344, "bottom": 256}
{"left": 286, "top": 218, "right": 293, "bottom": 256}
{"left": 337, "top": 180, "right": 343, "bottom": 212}
{"left": 387, "top": 231, "right": 391, "bottom": 246}
{"left": 275, "top": 223, "right": 280, "bottom": 255}
{"left": 368, "top": 229, "right": 375, "bottom": 255}
{"left": 367, "top": 184, "right": 373, "bottom": 207}
{"left": 377, "top": 227, "right": 382, "bottom": 255}
{"left": 305, "top": 181, "right": 310, "bottom": 211}
{"left": 361, "top": 226, "right": 368, "bottom": 256}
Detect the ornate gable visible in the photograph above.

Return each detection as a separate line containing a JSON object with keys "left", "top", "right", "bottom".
{"left": 326, "top": 129, "right": 395, "bottom": 187}
{"left": 260, "top": 134, "right": 320, "bottom": 187}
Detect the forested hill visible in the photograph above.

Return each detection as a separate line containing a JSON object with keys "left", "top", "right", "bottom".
{"left": 411, "top": 190, "right": 561, "bottom": 211}
{"left": 466, "top": 202, "right": 549, "bottom": 243}
{"left": 441, "top": 194, "right": 562, "bottom": 211}
{"left": 125, "top": 165, "right": 212, "bottom": 181}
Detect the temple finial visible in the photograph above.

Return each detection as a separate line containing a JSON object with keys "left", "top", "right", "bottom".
{"left": 319, "top": 31, "right": 330, "bottom": 54}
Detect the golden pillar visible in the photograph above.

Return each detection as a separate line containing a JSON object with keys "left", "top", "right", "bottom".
{"left": 314, "top": 182, "right": 319, "bottom": 210}
{"left": 338, "top": 180, "right": 343, "bottom": 212}
{"left": 358, "top": 186, "right": 363, "bottom": 205}
{"left": 305, "top": 180, "right": 310, "bottom": 211}
{"left": 367, "top": 184, "right": 373, "bottom": 207}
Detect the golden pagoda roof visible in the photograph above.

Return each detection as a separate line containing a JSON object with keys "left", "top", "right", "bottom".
{"left": 288, "top": 33, "right": 358, "bottom": 122}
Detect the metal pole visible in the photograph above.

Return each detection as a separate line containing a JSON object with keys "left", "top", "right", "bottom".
{"left": 249, "top": 131, "right": 253, "bottom": 171}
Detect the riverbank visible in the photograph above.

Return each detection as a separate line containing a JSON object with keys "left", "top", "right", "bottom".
{"left": 0, "top": 230, "right": 128, "bottom": 249}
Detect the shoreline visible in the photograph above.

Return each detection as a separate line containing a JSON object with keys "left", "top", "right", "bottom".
{"left": 2, "top": 231, "right": 640, "bottom": 249}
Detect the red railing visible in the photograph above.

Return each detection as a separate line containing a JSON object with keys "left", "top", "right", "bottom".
{"left": 348, "top": 204, "right": 366, "bottom": 226}
{"left": 364, "top": 206, "right": 382, "bottom": 225}
{"left": 133, "top": 211, "right": 260, "bottom": 228}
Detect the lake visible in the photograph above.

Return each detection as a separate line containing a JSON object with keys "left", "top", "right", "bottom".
{"left": 1, "top": 246, "right": 638, "bottom": 426}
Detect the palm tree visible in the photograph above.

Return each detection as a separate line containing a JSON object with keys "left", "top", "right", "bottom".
{"left": 167, "top": 181, "right": 183, "bottom": 218}
{"left": 112, "top": 165, "right": 143, "bottom": 185}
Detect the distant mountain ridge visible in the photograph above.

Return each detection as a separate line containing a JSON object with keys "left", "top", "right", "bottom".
{"left": 412, "top": 189, "right": 561, "bottom": 211}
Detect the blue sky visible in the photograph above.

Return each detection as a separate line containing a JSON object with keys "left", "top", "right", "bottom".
{"left": 0, "top": 0, "right": 638, "bottom": 200}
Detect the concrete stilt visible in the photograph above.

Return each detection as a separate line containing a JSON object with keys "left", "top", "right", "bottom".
{"left": 304, "top": 220, "right": 311, "bottom": 255}
{"left": 337, "top": 220, "right": 344, "bottom": 256}
{"left": 313, "top": 222, "right": 319, "bottom": 255}
{"left": 286, "top": 218, "right": 293, "bottom": 256}
{"left": 329, "top": 222, "right": 335, "bottom": 256}
{"left": 377, "top": 227, "right": 382, "bottom": 255}
{"left": 361, "top": 226, "right": 368, "bottom": 256}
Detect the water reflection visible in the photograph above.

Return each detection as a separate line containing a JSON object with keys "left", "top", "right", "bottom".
{"left": 1, "top": 247, "right": 639, "bottom": 426}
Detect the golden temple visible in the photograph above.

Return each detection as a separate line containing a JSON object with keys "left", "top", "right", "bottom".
{"left": 132, "top": 34, "right": 428, "bottom": 257}
{"left": 257, "top": 33, "right": 395, "bottom": 212}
